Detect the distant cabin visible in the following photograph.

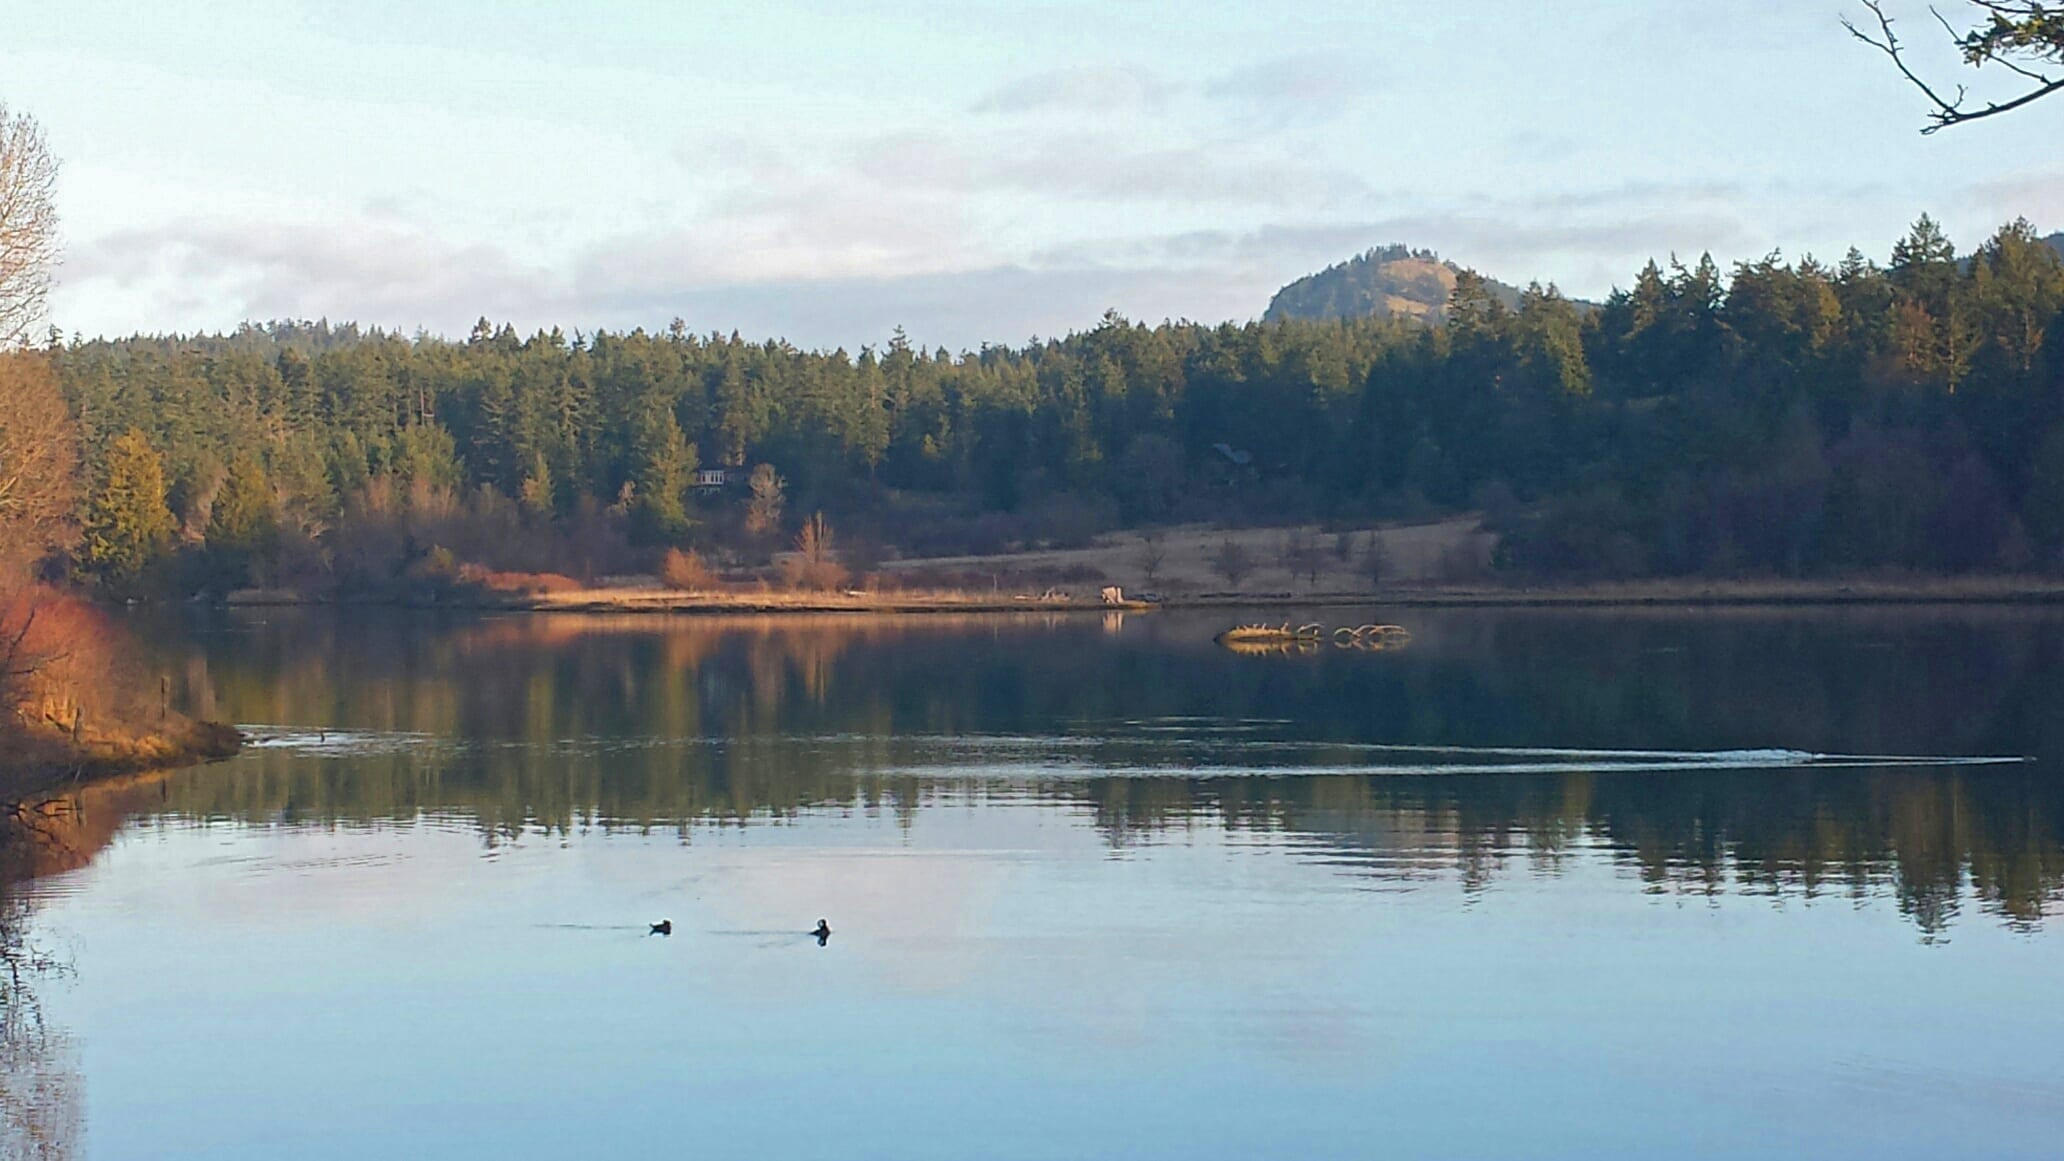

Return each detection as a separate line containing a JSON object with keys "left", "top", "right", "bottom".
{"left": 693, "top": 467, "right": 739, "bottom": 490}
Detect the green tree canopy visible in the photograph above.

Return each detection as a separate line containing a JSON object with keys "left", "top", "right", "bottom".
{"left": 81, "top": 430, "right": 174, "bottom": 585}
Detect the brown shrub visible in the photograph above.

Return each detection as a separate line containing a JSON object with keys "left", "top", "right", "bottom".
{"left": 782, "top": 513, "right": 849, "bottom": 591}
{"left": 457, "top": 564, "right": 584, "bottom": 594}
{"left": 660, "top": 548, "right": 718, "bottom": 592}
{"left": 781, "top": 556, "right": 849, "bottom": 592}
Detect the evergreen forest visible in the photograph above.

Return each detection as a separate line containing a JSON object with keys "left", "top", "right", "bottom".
{"left": 43, "top": 216, "right": 2064, "bottom": 594}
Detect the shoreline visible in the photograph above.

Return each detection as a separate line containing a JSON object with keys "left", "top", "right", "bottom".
{"left": 0, "top": 720, "right": 243, "bottom": 810}
{"left": 207, "top": 575, "right": 2064, "bottom": 614}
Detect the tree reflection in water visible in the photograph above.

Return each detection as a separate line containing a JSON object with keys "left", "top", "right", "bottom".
{"left": 102, "top": 605, "right": 2064, "bottom": 937}
{"left": 0, "top": 771, "right": 173, "bottom": 1160}
{"left": 0, "top": 838, "right": 79, "bottom": 1161}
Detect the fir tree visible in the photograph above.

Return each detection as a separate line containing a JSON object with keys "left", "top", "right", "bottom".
{"left": 82, "top": 430, "right": 175, "bottom": 586}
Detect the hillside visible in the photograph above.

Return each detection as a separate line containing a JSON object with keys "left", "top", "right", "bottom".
{"left": 37, "top": 217, "right": 2064, "bottom": 594}
{"left": 1263, "top": 244, "right": 1525, "bottom": 324}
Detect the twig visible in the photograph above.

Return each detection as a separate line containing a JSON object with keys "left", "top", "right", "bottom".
{"left": 1847, "top": 1, "right": 2064, "bottom": 131}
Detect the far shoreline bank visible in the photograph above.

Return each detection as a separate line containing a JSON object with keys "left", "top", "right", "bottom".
{"left": 206, "top": 575, "right": 2064, "bottom": 615}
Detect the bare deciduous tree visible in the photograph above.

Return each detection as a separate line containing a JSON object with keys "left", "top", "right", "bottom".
{"left": 783, "top": 511, "right": 847, "bottom": 591}
{"left": 1363, "top": 532, "right": 1392, "bottom": 589}
{"left": 0, "top": 105, "right": 59, "bottom": 348}
{"left": 745, "top": 463, "right": 785, "bottom": 536}
{"left": 1137, "top": 531, "right": 1166, "bottom": 587}
{"left": 0, "top": 356, "right": 77, "bottom": 575}
{"left": 1209, "top": 537, "right": 1255, "bottom": 589}
{"left": 1277, "top": 529, "right": 1323, "bottom": 588}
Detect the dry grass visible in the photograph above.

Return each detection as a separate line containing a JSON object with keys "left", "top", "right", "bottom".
{"left": 506, "top": 518, "right": 1491, "bottom": 612}
{"left": 527, "top": 583, "right": 1107, "bottom": 613}
{"left": 1430, "top": 574, "right": 2064, "bottom": 606}
{"left": 235, "top": 512, "right": 2064, "bottom": 614}
{"left": 879, "top": 517, "right": 1494, "bottom": 596}
{"left": 457, "top": 565, "right": 584, "bottom": 595}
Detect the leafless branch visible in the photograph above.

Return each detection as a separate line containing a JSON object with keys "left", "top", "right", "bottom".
{"left": 1848, "top": 1, "right": 2064, "bottom": 131}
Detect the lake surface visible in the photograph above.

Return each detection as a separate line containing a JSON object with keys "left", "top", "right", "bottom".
{"left": 5, "top": 605, "right": 2063, "bottom": 1159}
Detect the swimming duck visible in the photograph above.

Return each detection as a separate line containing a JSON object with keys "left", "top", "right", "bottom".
{"left": 813, "top": 918, "right": 831, "bottom": 942}
{"left": 650, "top": 919, "right": 672, "bottom": 936}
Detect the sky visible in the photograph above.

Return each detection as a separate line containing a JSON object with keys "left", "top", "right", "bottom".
{"left": 4, "top": 0, "right": 2062, "bottom": 351}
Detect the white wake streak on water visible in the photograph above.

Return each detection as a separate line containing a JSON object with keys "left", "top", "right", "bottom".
{"left": 236, "top": 725, "right": 2028, "bottom": 776}
{"left": 899, "top": 755, "right": 2027, "bottom": 781}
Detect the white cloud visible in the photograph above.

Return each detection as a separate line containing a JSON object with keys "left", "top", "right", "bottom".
{"left": 1203, "top": 53, "right": 1384, "bottom": 124}
{"left": 53, "top": 197, "right": 1756, "bottom": 351}
{"left": 61, "top": 219, "right": 569, "bottom": 336}
{"left": 971, "top": 65, "right": 1173, "bottom": 115}
{"left": 1964, "top": 171, "right": 2064, "bottom": 236}
{"left": 853, "top": 130, "right": 1371, "bottom": 210}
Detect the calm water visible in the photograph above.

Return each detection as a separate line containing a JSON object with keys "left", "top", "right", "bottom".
{"left": 5, "top": 605, "right": 2064, "bottom": 1159}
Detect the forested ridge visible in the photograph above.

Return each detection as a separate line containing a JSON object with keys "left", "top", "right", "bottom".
{"left": 41, "top": 217, "right": 2064, "bottom": 594}
{"left": 1263, "top": 243, "right": 1529, "bottom": 324}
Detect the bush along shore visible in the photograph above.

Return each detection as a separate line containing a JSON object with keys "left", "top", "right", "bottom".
{"left": 0, "top": 586, "right": 242, "bottom": 810}
{"left": 0, "top": 718, "right": 242, "bottom": 807}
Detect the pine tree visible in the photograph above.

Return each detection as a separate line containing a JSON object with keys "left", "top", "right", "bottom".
{"left": 520, "top": 451, "right": 556, "bottom": 519}
{"left": 271, "top": 434, "right": 337, "bottom": 537}
{"left": 82, "top": 430, "right": 175, "bottom": 586}
{"left": 207, "top": 451, "right": 278, "bottom": 586}
{"left": 208, "top": 453, "right": 273, "bottom": 548}
{"left": 630, "top": 407, "right": 695, "bottom": 539}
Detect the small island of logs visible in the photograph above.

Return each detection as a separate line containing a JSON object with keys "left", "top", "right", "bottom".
{"left": 1215, "top": 622, "right": 1411, "bottom": 654}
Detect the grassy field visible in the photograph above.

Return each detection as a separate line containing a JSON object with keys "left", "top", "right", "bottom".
{"left": 878, "top": 517, "right": 1493, "bottom": 597}
{"left": 217, "top": 513, "right": 2064, "bottom": 612}
{"left": 522, "top": 586, "right": 1129, "bottom": 613}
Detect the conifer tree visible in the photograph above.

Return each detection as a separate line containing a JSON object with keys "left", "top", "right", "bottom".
{"left": 520, "top": 451, "right": 556, "bottom": 519}
{"left": 208, "top": 454, "right": 274, "bottom": 550}
{"left": 82, "top": 431, "right": 175, "bottom": 586}
{"left": 630, "top": 409, "right": 694, "bottom": 539}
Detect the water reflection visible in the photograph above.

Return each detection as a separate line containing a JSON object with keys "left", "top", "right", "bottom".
{"left": 1, "top": 835, "right": 80, "bottom": 1161}
{"left": 0, "top": 940, "right": 78, "bottom": 1161}
{"left": 1, "top": 766, "right": 241, "bottom": 1158}
{"left": 105, "top": 605, "right": 2064, "bottom": 938}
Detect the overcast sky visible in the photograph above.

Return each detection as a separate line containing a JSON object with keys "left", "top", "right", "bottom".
{"left": 5, "top": 0, "right": 2061, "bottom": 351}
